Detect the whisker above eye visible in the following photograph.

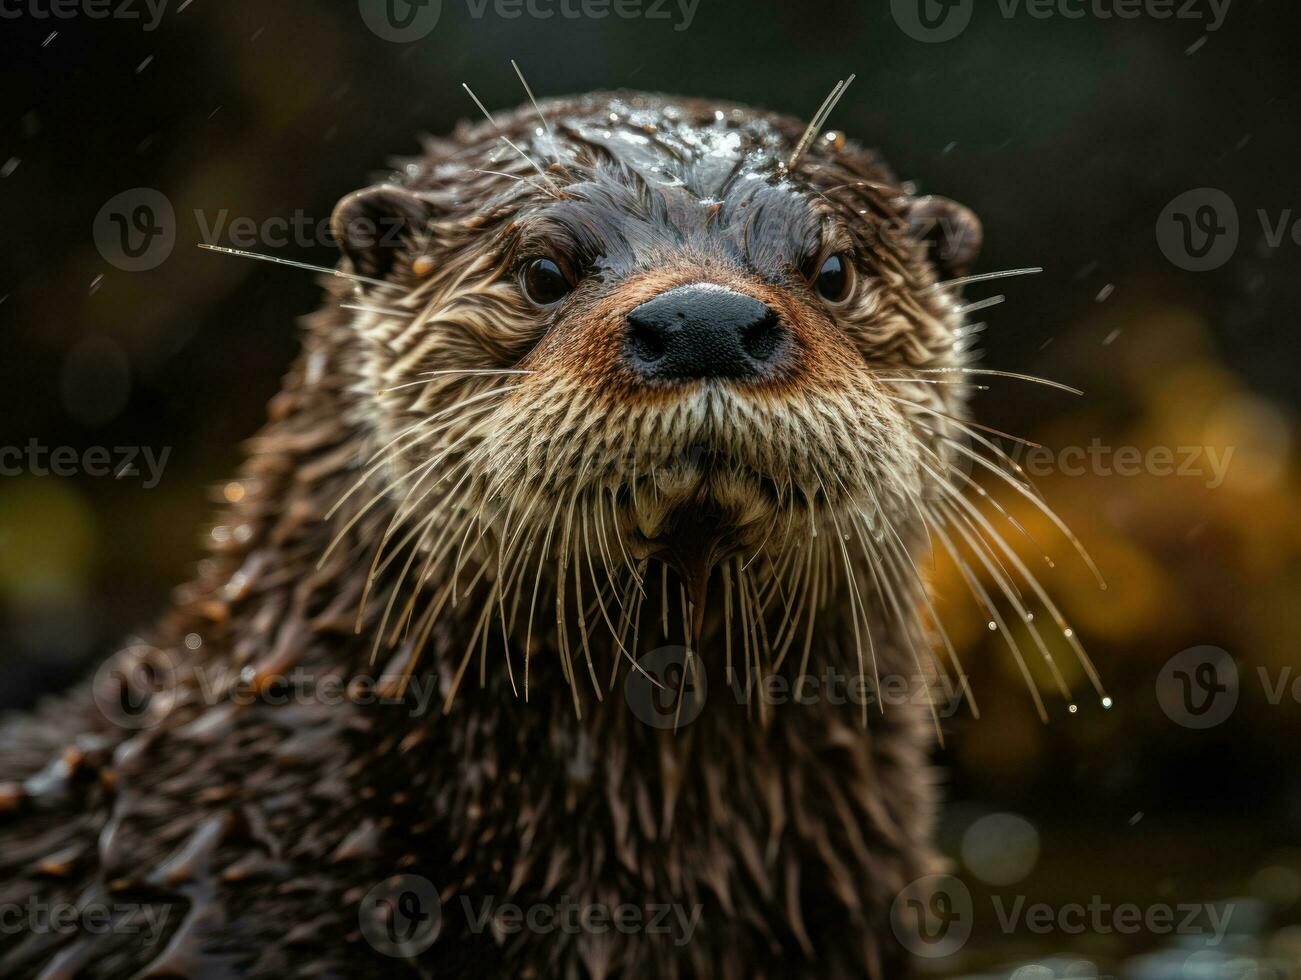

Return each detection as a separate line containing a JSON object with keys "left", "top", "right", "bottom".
{"left": 471, "top": 170, "right": 556, "bottom": 197}
{"left": 787, "top": 73, "right": 857, "bottom": 172}
{"left": 511, "top": 59, "right": 555, "bottom": 150}
{"left": 473, "top": 169, "right": 526, "bottom": 181}
{"left": 928, "top": 266, "right": 1043, "bottom": 292}
{"left": 462, "top": 81, "right": 559, "bottom": 195}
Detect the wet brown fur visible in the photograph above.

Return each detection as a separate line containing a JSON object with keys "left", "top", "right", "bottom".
{"left": 0, "top": 91, "right": 994, "bottom": 978}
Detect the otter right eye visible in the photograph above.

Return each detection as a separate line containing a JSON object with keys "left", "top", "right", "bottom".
{"left": 521, "top": 258, "right": 572, "bottom": 307}
{"left": 812, "top": 253, "right": 852, "bottom": 304}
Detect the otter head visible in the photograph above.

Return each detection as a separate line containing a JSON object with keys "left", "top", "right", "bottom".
{"left": 325, "top": 92, "right": 989, "bottom": 697}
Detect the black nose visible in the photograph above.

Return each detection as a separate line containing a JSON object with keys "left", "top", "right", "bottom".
{"left": 624, "top": 284, "right": 788, "bottom": 383}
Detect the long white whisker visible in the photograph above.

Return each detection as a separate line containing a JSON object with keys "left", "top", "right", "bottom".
{"left": 462, "top": 82, "right": 559, "bottom": 193}
{"left": 379, "top": 370, "right": 533, "bottom": 395}
{"left": 955, "top": 294, "right": 1006, "bottom": 316}
{"left": 512, "top": 59, "right": 555, "bottom": 148}
{"left": 941, "top": 436, "right": 1107, "bottom": 590}
{"left": 197, "top": 243, "right": 400, "bottom": 292}
{"left": 342, "top": 303, "right": 417, "bottom": 318}
{"left": 929, "top": 510, "right": 1049, "bottom": 723}
{"left": 896, "top": 367, "right": 1082, "bottom": 396}
{"left": 928, "top": 267, "right": 1042, "bottom": 292}
{"left": 787, "top": 74, "right": 856, "bottom": 172}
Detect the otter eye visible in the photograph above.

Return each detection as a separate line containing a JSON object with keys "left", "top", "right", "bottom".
{"left": 521, "top": 258, "right": 572, "bottom": 307}
{"left": 813, "top": 253, "right": 852, "bottom": 304}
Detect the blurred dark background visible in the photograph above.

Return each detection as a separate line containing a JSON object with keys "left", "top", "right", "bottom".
{"left": 1, "top": 0, "right": 1299, "bottom": 975}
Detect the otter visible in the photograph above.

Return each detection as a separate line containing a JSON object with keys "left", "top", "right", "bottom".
{"left": 0, "top": 88, "right": 1102, "bottom": 978}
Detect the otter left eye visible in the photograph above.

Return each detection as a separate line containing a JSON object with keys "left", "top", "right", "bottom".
{"left": 521, "top": 258, "right": 573, "bottom": 307}
{"left": 813, "top": 253, "right": 853, "bottom": 304}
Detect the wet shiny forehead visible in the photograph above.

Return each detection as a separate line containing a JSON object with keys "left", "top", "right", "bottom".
{"left": 558, "top": 100, "right": 790, "bottom": 198}
{"left": 513, "top": 102, "right": 826, "bottom": 272}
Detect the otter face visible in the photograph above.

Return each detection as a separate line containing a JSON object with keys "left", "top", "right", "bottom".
{"left": 329, "top": 93, "right": 985, "bottom": 680}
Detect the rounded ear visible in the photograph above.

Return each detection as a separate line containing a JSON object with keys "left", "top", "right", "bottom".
{"left": 330, "top": 184, "right": 432, "bottom": 281}
{"left": 905, "top": 195, "right": 983, "bottom": 279}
